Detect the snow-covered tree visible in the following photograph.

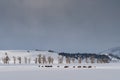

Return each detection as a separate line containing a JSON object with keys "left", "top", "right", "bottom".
{"left": 38, "top": 54, "right": 42, "bottom": 64}
{"left": 17, "top": 57, "right": 21, "bottom": 64}
{"left": 13, "top": 56, "right": 16, "bottom": 64}
{"left": 24, "top": 57, "right": 27, "bottom": 64}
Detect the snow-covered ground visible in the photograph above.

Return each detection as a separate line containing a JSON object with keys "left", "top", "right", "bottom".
{"left": 0, "top": 50, "right": 120, "bottom": 80}
{"left": 0, "top": 63, "right": 119, "bottom": 80}
{"left": 0, "top": 64, "right": 120, "bottom": 80}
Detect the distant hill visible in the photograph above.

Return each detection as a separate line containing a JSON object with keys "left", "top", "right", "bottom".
{"left": 100, "top": 47, "right": 120, "bottom": 62}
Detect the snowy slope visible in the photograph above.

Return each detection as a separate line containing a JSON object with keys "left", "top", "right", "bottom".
{"left": 100, "top": 47, "right": 120, "bottom": 62}
{"left": 0, "top": 50, "right": 58, "bottom": 57}
{"left": 100, "top": 47, "right": 120, "bottom": 56}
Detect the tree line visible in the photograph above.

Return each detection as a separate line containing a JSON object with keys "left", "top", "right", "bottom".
{"left": 58, "top": 52, "right": 111, "bottom": 64}
{"left": 2, "top": 53, "right": 54, "bottom": 64}
{"left": 1, "top": 52, "right": 111, "bottom": 64}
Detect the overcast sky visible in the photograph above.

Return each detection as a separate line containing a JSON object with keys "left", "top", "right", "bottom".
{"left": 0, "top": 0, "right": 120, "bottom": 53}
